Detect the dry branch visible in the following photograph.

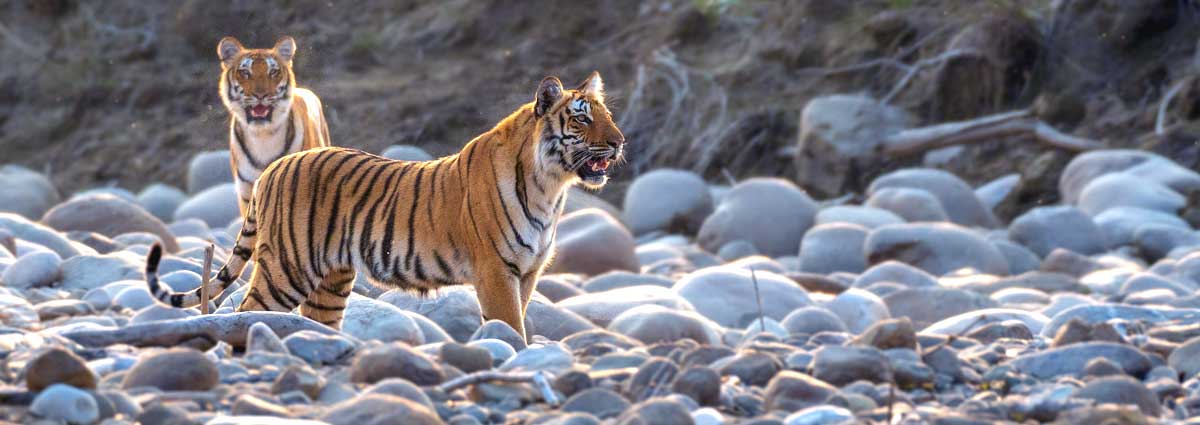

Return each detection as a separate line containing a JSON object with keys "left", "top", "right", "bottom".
{"left": 1156, "top": 80, "right": 1188, "bottom": 136}
{"left": 881, "top": 109, "right": 1102, "bottom": 156}
{"left": 59, "top": 312, "right": 349, "bottom": 348}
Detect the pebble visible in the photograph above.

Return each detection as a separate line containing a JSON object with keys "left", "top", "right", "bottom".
{"left": 342, "top": 295, "right": 425, "bottom": 345}
{"left": 764, "top": 370, "right": 839, "bottom": 411}
{"left": 783, "top": 405, "right": 854, "bottom": 425}
{"left": 798, "top": 223, "right": 869, "bottom": 274}
{"left": 814, "top": 205, "right": 905, "bottom": 229}
{"left": 673, "top": 266, "right": 813, "bottom": 328}
{"left": 173, "top": 183, "right": 240, "bottom": 229}
{"left": 379, "top": 286, "right": 482, "bottom": 342}
{"left": 623, "top": 169, "right": 714, "bottom": 235}
{"left": 812, "top": 345, "right": 892, "bottom": 386}
{"left": 864, "top": 222, "right": 1010, "bottom": 276}
{"left": 672, "top": 366, "right": 721, "bottom": 406}
{"left": 608, "top": 305, "right": 722, "bottom": 345}
{"left": 549, "top": 208, "right": 640, "bottom": 275}
{"left": 697, "top": 178, "right": 817, "bottom": 257}
{"left": 122, "top": 348, "right": 219, "bottom": 391}
{"left": 824, "top": 288, "right": 891, "bottom": 334}
{"left": 865, "top": 187, "right": 950, "bottom": 222}
{"left": 29, "top": 384, "right": 99, "bottom": 425}
{"left": 559, "top": 285, "right": 695, "bottom": 327}
{"left": 349, "top": 342, "right": 444, "bottom": 385}
{"left": 470, "top": 319, "right": 527, "bottom": 351}
{"left": 581, "top": 271, "right": 674, "bottom": 292}
{"left": 320, "top": 394, "right": 443, "bottom": 425}
{"left": 867, "top": 167, "right": 998, "bottom": 228}
{"left": 562, "top": 388, "right": 631, "bottom": 419}
{"left": 441, "top": 342, "right": 493, "bottom": 373}
{"left": 0, "top": 165, "right": 61, "bottom": 220}
{"left": 25, "top": 348, "right": 97, "bottom": 392}
{"left": 781, "top": 307, "right": 849, "bottom": 335}
{"left": 1008, "top": 206, "right": 1106, "bottom": 257}
{"left": 380, "top": 144, "right": 434, "bottom": 161}
{"left": 2, "top": 250, "right": 61, "bottom": 288}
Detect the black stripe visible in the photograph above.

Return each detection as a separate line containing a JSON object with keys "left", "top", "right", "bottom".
{"left": 233, "top": 123, "right": 264, "bottom": 170}
{"left": 281, "top": 153, "right": 314, "bottom": 298}
{"left": 360, "top": 164, "right": 405, "bottom": 274}
{"left": 379, "top": 163, "right": 413, "bottom": 276}
{"left": 236, "top": 170, "right": 255, "bottom": 184}
{"left": 404, "top": 167, "right": 426, "bottom": 269}
{"left": 277, "top": 109, "right": 297, "bottom": 160}
{"left": 342, "top": 162, "right": 390, "bottom": 264}
{"left": 514, "top": 158, "right": 546, "bottom": 231}
{"left": 305, "top": 150, "right": 340, "bottom": 277}
{"left": 321, "top": 154, "right": 374, "bottom": 271}
{"left": 414, "top": 256, "right": 426, "bottom": 281}
{"left": 434, "top": 251, "right": 453, "bottom": 280}
{"left": 303, "top": 300, "right": 345, "bottom": 311}
{"left": 491, "top": 158, "right": 534, "bottom": 253}
{"left": 248, "top": 288, "right": 268, "bottom": 308}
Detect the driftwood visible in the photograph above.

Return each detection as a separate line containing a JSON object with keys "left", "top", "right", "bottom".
{"left": 882, "top": 109, "right": 1103, "bottom": 156}
{"left": 438, "top": 370, "right": 560, "bottom": 406}
{"left": 59, "top": 312, "right": 348, "bottom": 348}
{"left": 200, "top": 244, "right": 213, "bottom": 314}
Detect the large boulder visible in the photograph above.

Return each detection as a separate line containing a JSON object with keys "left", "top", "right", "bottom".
{"left": 864, "top": 223, "right": 1009, "bottom": 276}
{"left": 798, "top": 223, "right": 868, "bottom": 274}
{"left": 1094, "top": 206, "right": 1191, "bottom": 249}
{"left": 1059, "top": 150, "right": 1200, "bottom": 205}
{"left": 794, "top": 94, "right": 914, "bottom": 198}
{"left": 547, "top": 209, "right": 638, "bottom": 276}
{"left": 41, "top": 194, "right": 179, "bottom": 252}
{"left": 673, "top": 266, "right": 813, "bottom": 327}
{"left": 173, "top": 183, "right": 240, "bottom": 229}
{"left": 1008, "top": 206, "right": 1106, "bottom": 257}
{"left": 0, "top": 165, "right": 60, "bottom": 220}
{"left": 697, "top": 178, "right": 817, "bottom": 257}
{"left": 622, "top": 169, "right": 713, "bottom": 235}
{"left": 868, "top": 168, "right": 999, "bottom": 228}
{"left": 186, "top": 150, "right": 232, "bottom": 194}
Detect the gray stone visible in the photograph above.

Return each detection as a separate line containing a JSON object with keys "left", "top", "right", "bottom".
{"left": 1094, "top": 206, "right": 1190, "bottom": 249}
{"left": 524, "top": 297, "right": 599, "bottom": 340}
{"left": 362, "top": 378, "right": 434, "bottom": 410}
{"left": 865, "top": 187, "right": 949, "bottom": 223}
{"left": 783, "top": 405, "right": 854, "bottom": 425}
{"left": 799, "top": 223, "right": 869, "bottom": 274}
{"left": 716, "top": 351, "right": 782, "bottom": 387}
{"left": 174, "top": 183, "right": 240, "bottom": 229}
{"left": 342, "top": 295, "right": 424, "bottom": 345}
{"left": 167, "top": 218, "right": 211, "bottom": 240}
{"left": 853, "top": 261, "right": 937, "bottom": 289}
{"left": 672, "top": 366, "right": 721, "bottom": 406}
{"left": 868, "top": 168, "right": 998, "bottom": 228}
{"left": 562, "top": 388, "right": 630, "bottom": 419}
{"left": 2, "top": 250, "right": 61, "bottom": 288}
{"left": 187, "top": 150, "right": 232, "bottom": 194}
{"left": 29, "top": 384, "right": 99, "bottom": 425}
{"left": 560, "top": 285, "right": 694, "bottom": 328}
{"left": 673, "top": 266, "right": 812, "bottom": 327}
{"left": 1042, "top": 304, "right": 1200, "bottom": 338}
{"left": 716, "top": 240, "right": 760, "bottom": 261}
{"left": 130, "top": 304, "right": 197, "bottom": 324}
{"left": 137, "top": 184, "right": 188, "bottom": 222}
{"left": 864, "top": 223, "right": 1010, "bottom": 276}
{"left": 246, "top": 321, "right": 289, "bottom": 354}
{"left": 468, "top": 339, "right": 516, "bottom": 365}
{"left": 380, "top": 286, "right": 482, "bottom": 342}
{"left": 1167, "top": 336, "right": 1200, "bottom": 380}
{"left": 440, "top": 342, "right": 493, "bottom": 373}
{"left": 283, "top": 330, "right": 357, "bottom": 366}
{"left": 548, "top": 209, "right": 639, "bottom": 276}
{"left": 697, "top": 178, "right": 817, "bottom": 257}
{"left": 993, "top": 240, "right": 1041, "bottom": 275}
{"left": 122, "top": 348, "right": 218, "bottom": 391}
{"left": 320, "top": 394, "right": 443, "bottom": 425}
{"left": 1008, "top": 342, "right": 1152, "bottom": 379}
{"left": 1060, "top": 150, "right": 1200, "bottom": 204}
{"left": 112, "top": 286, "right": 156, "bottom": 311}
{"left": 350, "top": 343, "right": 444, "bottom": 385}
{"left": 763, "top": 370, "right": 838, "bottom": 412}
{"left": 623, "top": 169, "right": 714, "bottom": 235}
{"left": 824, "top": 288, "right": 890, "bottom": 334}
{"left": 0, "top": 213, "right": 87, "bottom": 259}
{"left": 781, "top": 307, "right": 849, "bottom": 335}
{"left": 471, "top": 320, "right": 527, "bottom": 351}
{"left": 812, "top": 345, "right": 892, "bottom": 385}
{"left": 380, "top": 145, "right": 434, "bottom": 161}
{"left": 608, "top": 305, "right": 722, "bottom": 345}
{"left": 581, "top": 271, "right": 674, "bottom": 293}
{"left": 1119, "top": 272, "right": 1192, "bottom": 296}
{"left": 923, "top": 308, "right": 1048, "bottom": 336}
{"left": 112, "top": 231, "right": 162, "bottom": 248}
{"left": 815, "top": 206, "right": 905, "bottom": 230}
{"left": 0, "top": 295, "right": 42, "bottom": 330}
{"left": 25, "top": 348, "right": 96, "bottom": 392}
{"left": 1134, "top": 224, "right": 1200, "bottom": 260}
{"left": 401, "top": 310, "right": 452, "bottom": 344}
{"left": 614, "top": 398, "right": 692, "bottom": 425}
{"left": 1073, "top": 376, "right": 1161, "bottom": 417}
{"left": 795, "top": 95, "right": 914, "bottom": 197}
{"left": 535, "top": 275, "right": 585, "bottom": 302}
{"left": 0, "top": 164, "right": 60, "bottom": 220}
{"left": 1008, "top": 206, "right": 1106, "bottom": 257}
{"left": 499, "top": 342, "right": 574, "bottom": 373}
{"left": 42, "top": 194, "right": 180, "bottom": 252}
{"left": 878, "top": 286, "right": 998, "bottom": 331}
{"left": 1079, "top": 172, "right": 1184, "bottom": 216}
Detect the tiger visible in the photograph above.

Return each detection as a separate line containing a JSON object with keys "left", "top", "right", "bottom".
{"left": 217, "top": 35, "right": 332, "bottom": 216}
{"left": 147, "top": 72, "right": 624, "bottom": 341}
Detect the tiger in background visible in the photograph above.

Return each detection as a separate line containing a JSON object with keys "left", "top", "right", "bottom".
{"left": 147, "top": 72, "right": 624, "bottom": 341}
{"left": 217, "top": 35, "right": 332, "bottom": 215}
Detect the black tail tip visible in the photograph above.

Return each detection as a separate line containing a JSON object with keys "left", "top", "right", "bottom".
{"left": 146, "top": 242, "right": 163, "bottom": 272}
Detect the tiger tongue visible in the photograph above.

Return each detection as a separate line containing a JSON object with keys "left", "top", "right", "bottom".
{"left": 250, "top": 106, "right": 270, "bottom": 117}
{"left": 589, "top": 158, "right": 610, "bottom": 172}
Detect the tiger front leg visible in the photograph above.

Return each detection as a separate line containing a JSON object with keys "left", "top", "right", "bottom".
{"left": 474, "top": 266, "right": 527, "bottom": 343}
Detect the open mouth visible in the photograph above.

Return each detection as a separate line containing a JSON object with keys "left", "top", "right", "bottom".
{"left": 576, "top": 157, "right": 611, "bottom": 180}
{"left": 246, "top": 105, "right": 273, "bottom": 122}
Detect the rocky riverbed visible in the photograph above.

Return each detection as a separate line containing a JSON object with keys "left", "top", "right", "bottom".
{"left": 3, "top": 145, "right": 1200, "bottom": 424}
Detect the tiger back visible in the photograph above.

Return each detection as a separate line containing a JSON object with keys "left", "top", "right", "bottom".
{"left": 217, "top": 36, "right": 332, "bottom": 215}
{"left": 147, "top": 72, "right": 624, "bottom": 342}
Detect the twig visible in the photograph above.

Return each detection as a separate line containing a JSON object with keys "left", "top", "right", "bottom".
{"left": 1156, "top": 79, "right": 1189, "bottom": 136}
{"left": 750, "top": 267, "right": 765, "bottom": 333}
{"left": 437, "top": 370, "right": 560, "bottom": 406}
{"left": 881, "top": 109, "right": 1102, "bottom": 155}
{"left": 200, "top": 244, "right": 213, "bottom": 314}
{"left": 882, "top": 49, "right": 978, "bottom": 104}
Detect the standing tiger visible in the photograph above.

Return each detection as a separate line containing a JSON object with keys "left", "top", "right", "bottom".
{"left": 147, "top": 72, "right": 623, "bottom": 341}
{"left": 217, "top": 35, "right": 332, "bottom": 215}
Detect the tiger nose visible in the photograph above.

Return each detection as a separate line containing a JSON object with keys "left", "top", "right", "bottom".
{"left": 606, "top": 133, "right": 625, "bottom": 148}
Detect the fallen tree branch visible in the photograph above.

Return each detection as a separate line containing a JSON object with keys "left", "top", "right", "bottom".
{"left": 58, "top": 312, "right": 351, "bottom": 348}
{"left": 882, "top": 49, "right": 978, "bottom": 104}
{"left": 882, "top": 109, "right": 1103, "bottom": 156}
{"left": 437, "top": 370, "right": 560, "bottom": 406}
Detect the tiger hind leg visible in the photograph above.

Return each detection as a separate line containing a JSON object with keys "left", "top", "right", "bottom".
{"left": 299, "top": 270, "right": 355, "bottom": 329}
{"left": 236, "top": 256, "right": 309, "bottom": 314}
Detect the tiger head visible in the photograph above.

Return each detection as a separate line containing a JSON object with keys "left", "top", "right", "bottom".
{"left": 217, "top": 36, "right": 297, "bottom": 126}
{"left": 534, "top": 72, "right": 625, "bottom": 189}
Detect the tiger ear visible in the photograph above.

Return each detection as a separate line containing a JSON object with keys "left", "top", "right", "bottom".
{"left": 576, "top": 71, "right": 604, "bottom": 99}
{"left": 273, "top": 36, "right": 297, "bottom": 63}
{"left": 217, "top": 36, "right": 244, "bottom": 67}
{"left": 534, "top": 76, "right": 564, "bottom": 117}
